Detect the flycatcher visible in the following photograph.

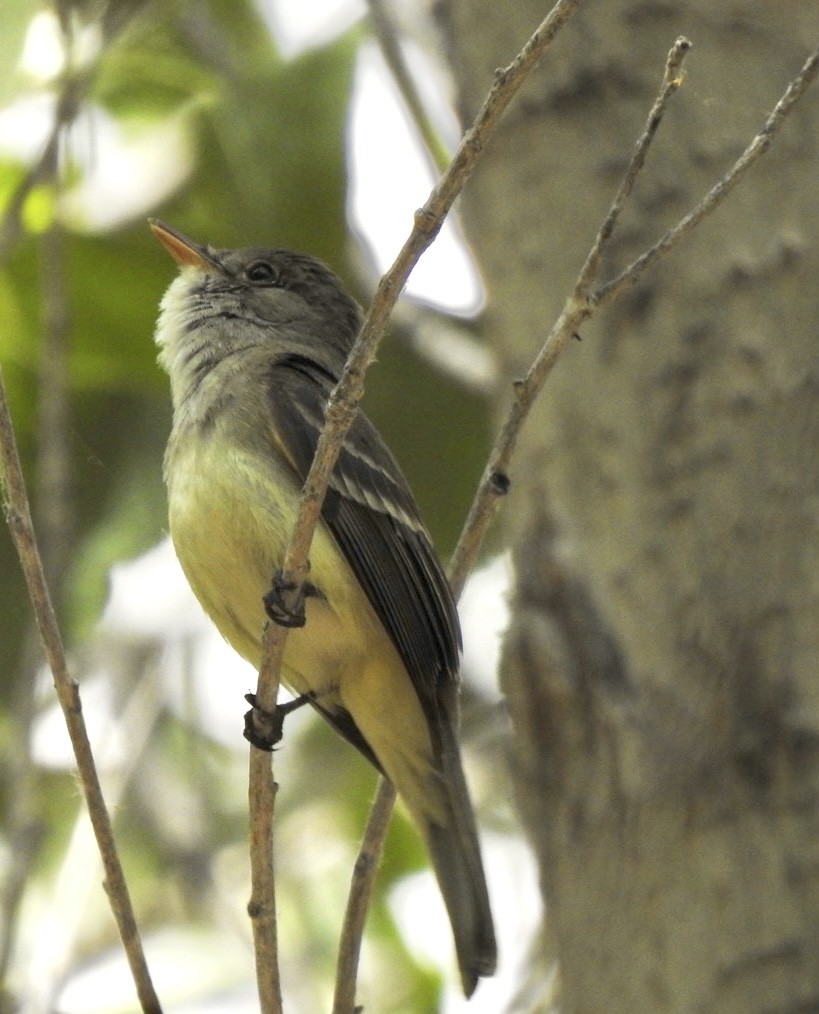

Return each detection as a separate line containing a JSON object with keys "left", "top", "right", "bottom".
{"left": 149, "top": 220, "right": 496, "bottom": 995}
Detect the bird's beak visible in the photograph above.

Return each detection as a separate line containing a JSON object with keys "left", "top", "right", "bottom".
{"left": 149, "top": 219, "right": 219, "bottom": 270}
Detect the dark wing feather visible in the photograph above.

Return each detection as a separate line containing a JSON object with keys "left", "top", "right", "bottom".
{"left": 310, "top": 699, "right": 384, "bottom": 773}
{"left": 266, "top": 356, "right": 461, "bottom": 714}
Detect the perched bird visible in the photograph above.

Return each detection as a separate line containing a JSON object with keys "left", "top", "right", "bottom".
{"left": 150, "top": 219, "right": 496, "bottom": 995}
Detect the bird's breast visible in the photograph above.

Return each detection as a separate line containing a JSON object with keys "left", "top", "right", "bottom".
{"left": 163, "top": 420, "right": 378, "bottom": 695}
{"left": 166, "top": 425, "right": 291, "bottom": 653}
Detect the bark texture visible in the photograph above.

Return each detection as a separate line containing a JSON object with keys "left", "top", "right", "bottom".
{"left": 439, "top": 2, "right": 819, "bottom": 1011}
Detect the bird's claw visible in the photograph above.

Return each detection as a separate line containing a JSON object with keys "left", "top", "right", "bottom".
{"left": 243, "top": 691, "right": 316, "bottom": 751}
{"left": 263, "top": 571, "right": 308, "bottom": 628}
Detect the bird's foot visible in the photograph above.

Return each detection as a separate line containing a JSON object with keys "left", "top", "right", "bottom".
{"left": 262, "top": 571, "right": 321, "bottom": 628}
{"left": 243, "top": 691, "right": 316, "bottom": 751}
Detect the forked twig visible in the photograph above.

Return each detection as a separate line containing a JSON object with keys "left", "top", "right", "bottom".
{"left": 448, "top": 35, "right": 692, "bottom": 594}
{"left": 593, "top": 43, "right": 819, "bottom": 306}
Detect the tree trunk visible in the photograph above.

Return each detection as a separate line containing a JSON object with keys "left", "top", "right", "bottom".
{"left": 439, "top": 2, "right": 819, "bottom": 1010}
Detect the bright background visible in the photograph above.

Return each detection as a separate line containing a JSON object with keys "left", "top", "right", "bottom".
{"left": 0, "top": 2, "right": 537, "bottom": 1012}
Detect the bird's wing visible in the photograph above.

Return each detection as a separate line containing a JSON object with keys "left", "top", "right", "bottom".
{"left": 265, "top": 355, "right": 461, "bottom": 718}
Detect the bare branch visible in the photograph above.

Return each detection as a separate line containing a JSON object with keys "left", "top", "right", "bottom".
{"left": 255, "top": 0, "right": 586, "bottom": 696}
{"left": 246, "top": 1, "right": 585, "bottom": 1007}
{"left": 575, "top": 36, "right": 692, "bottom": 299}
{"left": 449, "top": 35, "right": 694, "bottom": 594}
{"left": 248, "top": 748, "right": 282, "bottom": 1014}
{"left": 246, "top": 666, "right": 283, "bottom": 1008}
{"left": 0, "top": 216, "right": 74, "bottom": 1001}
{"left": 332, "top": 778, "right": 397, "bottom": 1014}
{"left": 0, "top": 372, "right": 163, "bottom": 1014}
{"left": 0, "top": 10, "right": 164, "bottom": 1003}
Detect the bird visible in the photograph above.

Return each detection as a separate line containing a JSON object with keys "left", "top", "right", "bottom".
{"left": 149, "top": 218, "right": 496, "bottom": 995}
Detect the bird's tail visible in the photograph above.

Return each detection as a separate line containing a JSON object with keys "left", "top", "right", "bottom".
{"left": 418, "top": 715, "right": 497, "bottom": 997}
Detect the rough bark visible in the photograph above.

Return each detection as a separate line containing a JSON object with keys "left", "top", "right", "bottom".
{"left": 439, "top": 2, "right": 819, "bottom": 1011}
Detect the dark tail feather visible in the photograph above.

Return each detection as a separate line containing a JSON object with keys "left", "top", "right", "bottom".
{"left": 423, "top": 721, "right": 497, "bottom": 996}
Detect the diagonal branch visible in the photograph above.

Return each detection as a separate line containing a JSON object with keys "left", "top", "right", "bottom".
{"left": 254, "top": 0, "right": 586, "bottom": 703}
{"left": 448, "top": 35, "right": 693, "bottom": 598}
{"left": 245, "top": 2, "right": 586, "bottom": 1010}
{"left": 332, "top": 776, "right": 397, "bottom": 1014}
{"left": 0, "top": 372, "right": 163, "bottom": 1014}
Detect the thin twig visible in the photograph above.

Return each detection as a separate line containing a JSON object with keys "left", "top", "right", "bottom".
{"left": 246, "top": 672, "right": 283, "bottom": 1009}
{"left": 593, "top": 43, "right": 819, "bottom": 306}
{"left": 0, "top": 89, "right": 73, "bottom": 986}
{"left": 0, "top": 372, "right": 163, "bottom": 1013}
{"left": 365, "top": 0, "right": 451, "bottom": 175}
{"left": 332, "top": 778, "right": 397, "bottom": 1014}
{"left": 248, "top": 746, "right": 282, "bottom": 1014}
{"left": 0, "top": 14, "right": 158, "bottom": 1007}
{"left": 575, "top": 37, "right": 691, "bottom": 299}
{"left": 0, "top": 214, "right": 74, "bottom": 1007}
{"left": 247, "top": 1, "right": 585, "bottom": 1009}
{"left": 448, "top": 36, "right": 694, "bottom": 594}
{"left": 0, "top": 75, "right": 86, "bottom": 266}
{"left": 17, "top": 653, "right": 165, "bottom": 1010}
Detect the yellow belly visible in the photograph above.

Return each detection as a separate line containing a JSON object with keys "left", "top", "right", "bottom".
{"left": 167, "top": 433, "right": 359, "bottom": 689}
{"left": 165, "top": 428, "right": 439, "bottom": 818}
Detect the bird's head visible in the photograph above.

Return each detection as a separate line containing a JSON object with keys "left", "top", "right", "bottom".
{"left": 150, "top": 219, "right": 362, "bottom": 389}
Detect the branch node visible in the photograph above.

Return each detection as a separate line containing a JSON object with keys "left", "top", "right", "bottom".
{"left": 353, "top": 849, "right": 377, "bottom": 876}
{"left": 464, "top": 130, "right": 483, "bottom": 155}
{"left": 490, "top": 471, "right": 511, "bottom": 496}
{"left": 244, "top": 695, "right": 280, "bottom": 752}
{"left": 5, "top": 507, "right": 28, "bottom": 538}
{"left": 413, "top": 206, "right": 441, "bottom": 238}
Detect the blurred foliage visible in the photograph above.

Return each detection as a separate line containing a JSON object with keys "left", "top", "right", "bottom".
{"left": 0, "top": 1, "right": 493, "bottom": 1011}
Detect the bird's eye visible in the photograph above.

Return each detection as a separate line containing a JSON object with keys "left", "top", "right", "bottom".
{"left": 245, "top": 260, "right": 280, "bottom": 285}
